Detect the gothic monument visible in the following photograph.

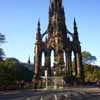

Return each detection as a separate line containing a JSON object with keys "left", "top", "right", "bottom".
{"left": 34, "top": 0, "right": 84, "bottom": 84}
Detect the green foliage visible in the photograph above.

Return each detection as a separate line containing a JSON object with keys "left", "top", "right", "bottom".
{"left": 5, "top": 58, "right": 19, "bottom": 64}
{"left": 16, "top": 64, "right": 33, "bottom": 81}
{"left": 0, "top": 33, "right": 5, "bottom": 44}
{"left": 82, "top": 51, "right": 97, "bottom": 64}
{"left": 0, "top": 58, "right": 33, "bottom": 87}
{"left": 84, "top": 64, "right": 100, "bottom": 82}
{"left": 0, "top": 33, "right": 5, "bottom": 60}
{"left": 0, "top": 59, "right": 16, "bottom": 86}
{"left": 0, "top": 48, "right": 5, "bottom": 60}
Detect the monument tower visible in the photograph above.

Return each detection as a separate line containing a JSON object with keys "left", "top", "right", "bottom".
{"left": 34, "top": 0, "right": 84, "bottom": 82}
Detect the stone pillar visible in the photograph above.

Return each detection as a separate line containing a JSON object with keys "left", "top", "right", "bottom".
{"left": 54, "top": 49, "right": 64, "bottom": 76}
{"left": 76, "top": 52, "right": 80, "bottom": 78}
{"left": 66, "top": 50, "right": 72, "bottom": 77}
{"left": 66, "top": 51, "right": 69, "bottom": 74}
{"left": 74, "top": 51, "right": 77, "bottom": 77}
{"left": 45, "top": 50, "right": 51, "bottom": 76}
{"left": 74, "top": 49, "right": 83, "bottom": 79}
{"left": 77, "top": 51, "right": 84, "bottom": 81}
{"left": 69, "top": 52, "right": 72, "bottom": 77}
{"left": 34, "top": 46, "right": 41, "bottom": 79}
{"left": 65, "top": 51, "right": 68, "bottom": 76}
{"left": 34, "top": 44, "right": 41, "bottom": 89}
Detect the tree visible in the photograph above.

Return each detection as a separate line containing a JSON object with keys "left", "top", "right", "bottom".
{"left": 82, "top": 51, "right": 97, "bottom": 64}
{"left": 16, "top": 64, "right": 33, "bottom": 81}
{"left": 0, "top": 48, "right": 5, "bottom": 60}
{"left": 0, "top": 33, "right": 5, "bottom": 44}
{"left": 0, "top": 57, "right": 33, "bottom": 88}
{"left": 5, "top": 58, "right": 20, "bottom": 64}
{"left": 0, "top": 33, "right": 5, "bottom": 60}
{"left": 84, "top": 64, "right": 100, "bottom": 82}
{"left": 0, "top": 58, "right": 17, "bottom": 86}
{"left": 4, "top": 58, "right": 33, "bottom": 81}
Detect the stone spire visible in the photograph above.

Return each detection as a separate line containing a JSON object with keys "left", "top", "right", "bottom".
{"left": 49, "top": 0, "right": 63, "bottom": 16}
{"left": 48, "top": 0, "right": 66, "bottom": 34}
{"left": 74, "top": 18, "right": 77, "bottom": 32}
{"left": 50, "top": 0, "right": 57, "bottom": 10}
{"left": 36, "top": 19, "right": 41, "bottom": 41}
{"left": 50, "top": 0, "right": 62, "bottom": 8}
{"left": 73, "top": 18, "right": 79, "bottom": 41}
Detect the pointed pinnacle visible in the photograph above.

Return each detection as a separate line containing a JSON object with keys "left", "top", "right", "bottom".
{"left": 37, "top": 18, "right": 40, "bottom": 26}
{"left": 74, "top": 17, "right": 77, "bottom": 26}
{"left": 37, "top": 18, "right": 41, "bottom": 32}
{"left": 74, "top": 17, "right": 76, "bottom": 27}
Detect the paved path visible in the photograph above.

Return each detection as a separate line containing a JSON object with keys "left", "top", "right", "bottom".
{"left": 0, "top": 87, "right": 100, "bottom": 100}
{"left": 0, "top": 90, "right": 44, "bottom": 100}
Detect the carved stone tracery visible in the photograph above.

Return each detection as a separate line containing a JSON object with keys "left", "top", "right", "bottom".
{"left": 34, "top": 0, "right": 84, "bottom": 82}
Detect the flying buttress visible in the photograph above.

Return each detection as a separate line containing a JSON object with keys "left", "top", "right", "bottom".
{"left": 41, "top": 29, "right": 73, "bottom": 39}
{"left": 41, "top": 30, "right": 48, "bottom": 39}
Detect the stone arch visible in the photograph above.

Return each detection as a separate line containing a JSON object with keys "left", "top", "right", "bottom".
{"left": 73, "top": 50, "right": 77, "bottom": 77}
{"left": 41, "top": 51, "right": 45, "bottom": 67}
{"left": 50, "top": 47, "right": 55, "bottom": 67}
{"left": 63, "top": 49, "right": 66, "bottom": 66}
{"left": 42, "top": 34, "right": 48, "bottom": 42}
{"left": 50, "top": 49, "right": 55, "bottom": 68}
{"left": 67, "top": 34, "right": 73, "bottom": 42}
{"left": 71, "top": 51, "right": 75, "bottom": 76}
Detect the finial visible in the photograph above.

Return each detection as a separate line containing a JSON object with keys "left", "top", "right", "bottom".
{"left": 74, "top": 17, "right": 77, "bottom": 26}
{"left": 73, "top": 17, "right": 79, "bottom": 41}
{"left": 36, "top": 18, "right": 41, "bottom": 40}
{"left": 37, "top": 18, "right": 40, "bottom": 27}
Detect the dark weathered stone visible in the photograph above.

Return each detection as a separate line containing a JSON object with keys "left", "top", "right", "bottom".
{"left": 34, "top": 0, "right": 84, "bottom": 86}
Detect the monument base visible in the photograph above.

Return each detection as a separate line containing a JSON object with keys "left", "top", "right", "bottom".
{"left": 40, "top": 76, "right": 64, "bottom": 90}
